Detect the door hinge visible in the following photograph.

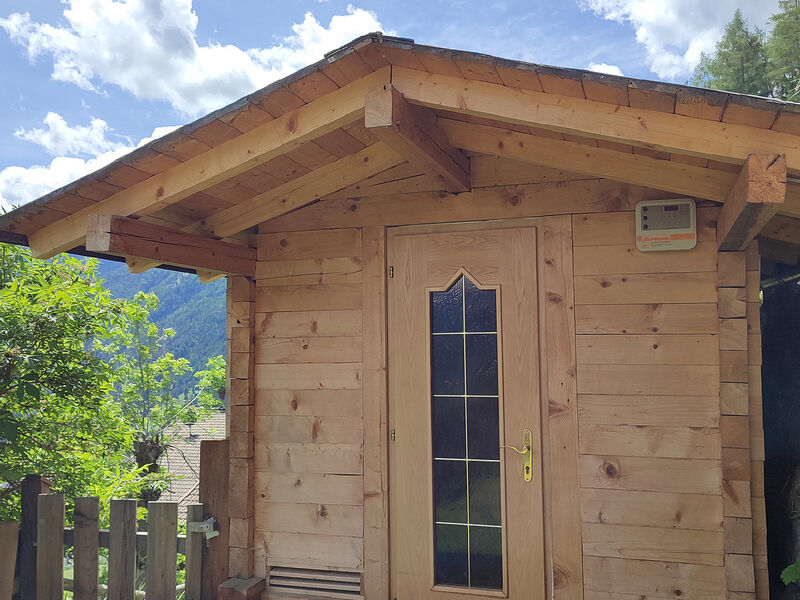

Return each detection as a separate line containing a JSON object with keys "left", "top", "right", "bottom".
{"left": 390, "top": 429, "right": 396, "bottom": 441}
{"left": 389, "top": 265, "right": 394, "bottom": 278}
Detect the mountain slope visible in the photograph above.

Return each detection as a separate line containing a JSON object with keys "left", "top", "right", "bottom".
{"left": 94, "top": 259, "right": 226, "bottom": 391}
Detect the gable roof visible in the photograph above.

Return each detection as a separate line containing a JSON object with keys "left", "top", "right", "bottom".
{"left": 2, "top": 33, "right": 798, "bottom": 269}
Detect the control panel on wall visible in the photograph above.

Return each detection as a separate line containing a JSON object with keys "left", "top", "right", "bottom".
{"left": 635, "top": 198, "right": 697, "bottom": 252}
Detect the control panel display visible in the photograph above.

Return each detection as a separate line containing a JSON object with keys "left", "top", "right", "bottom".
{"left": 635, "top": 199, "right": 697, "bottom": 251}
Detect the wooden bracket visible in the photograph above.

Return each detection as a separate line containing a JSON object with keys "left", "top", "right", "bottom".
{"left": 365, "top": 84, "right": 470, "bottom": 193}
{"left": 717, "top": 154, "right": 787, "bottom": 251}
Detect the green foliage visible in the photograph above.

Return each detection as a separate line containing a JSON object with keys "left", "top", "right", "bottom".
{"left": 766, "top": 0, "right": 800, "bottom": 100}
{"left": 691, "top": 9, "right": 771, "bottom": 96}
{"left": 0, "top": 244, "right": 131, "bottom": 520}
{"left": 782, "top": 556, "right": 800, "bottom": 584}
{"left": 692, "top": 4, "right": 800, "bottom": 101}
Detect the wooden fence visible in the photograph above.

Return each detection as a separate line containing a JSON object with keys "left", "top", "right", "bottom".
{"left": 33, "top": 494, "right": 205, "bottom": 600}
{"left": 9, "top": 441, "right": 230, "bottom": 600}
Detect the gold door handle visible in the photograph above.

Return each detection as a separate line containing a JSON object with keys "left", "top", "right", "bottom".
{"left": 501, "top": 428, "right": 533, "bottom": 482}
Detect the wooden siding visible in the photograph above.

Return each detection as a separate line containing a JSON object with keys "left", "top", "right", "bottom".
{"left": 249, "top": 180, "right": 770, "bottom": 600}
{"left": 253, "top": 228, "right": 365, "bottom": 578}
{"left": 573, "top": 209, "right": 727, "bottom": 599}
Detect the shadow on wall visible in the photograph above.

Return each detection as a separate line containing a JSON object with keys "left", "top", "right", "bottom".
{"left": 762, "top": 278, "right": 800, "bottom": 599}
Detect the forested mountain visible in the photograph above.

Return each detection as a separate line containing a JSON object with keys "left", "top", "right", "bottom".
{"left": 94, "top": 259, "right": 226, "bottom": 392}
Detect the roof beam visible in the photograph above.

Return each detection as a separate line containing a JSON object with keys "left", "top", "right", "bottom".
{"left": 718, "top": 154, "right": 786, "bottom": 251}
{"left": 391, "top": 66, "right": 800, "bottom": 176}
{"left": 439, "top": 118, "right": 737, "bottom": 202}
{"left": 85, "top": 214, "right": 256, "bottom": 277}
{"left": 130, "top": 142, "right": 403, "bottom": 273}
{"left": 28, "top": 67, "right": 391, "bottom": 259}
{"left": 364, "top": 84, "right": 470, "bottom": 192}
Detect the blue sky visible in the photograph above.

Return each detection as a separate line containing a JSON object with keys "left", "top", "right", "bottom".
{"left": 0, "top": 0, "right": 780, "bottom": 211}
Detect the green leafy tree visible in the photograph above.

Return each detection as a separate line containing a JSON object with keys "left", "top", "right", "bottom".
{"left": 97, "top": 292, "right": 224, "bottom": 502}
{"left": 691, "top": 9, "right": 771, "bottom": 97}
{"left": 0, "top": 244, "right": 131, "bottom": 520}
{"left": 766, "top": 0, "right": 800, "bottom": 100}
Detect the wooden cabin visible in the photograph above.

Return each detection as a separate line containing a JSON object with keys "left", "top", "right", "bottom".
{"left": 2, "top": 33, "right": 800, "bottom": 600}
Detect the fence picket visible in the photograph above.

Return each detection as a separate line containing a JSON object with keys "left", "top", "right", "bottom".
{"left": 36, "top": 493, "right": 64, "bottom": 599}
{"left": 108, "top": 498, "right": 137, "bottom": 600}
{"left": 74, "top": 496, "right": 100, "bottom": 600}
{"left": 185, "top": 503, "right": 204, "bottom": 600}
{"left": 146, "top": 501, "right": 178, "bottom": 600}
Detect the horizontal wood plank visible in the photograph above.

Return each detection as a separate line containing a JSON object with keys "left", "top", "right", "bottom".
{"left": 257, "top": 531, "right": 363, "bottom": 570}
{"left": 255, "top": 337, "right": 362, "bottom": 364}
{"left": 578, "top": 395, "right": 720, "bottom": 428}
{"left": 578, "top": 364, "right": 719, "bottom": 396}
{"left": 577, "top": 334, "right": 718, "bottom": 365}
{"left": 255, "top": 502, "right": 363, "bottom": 537}
{"left": 256, "top": 310, "right": 362, "bottom": 338}
{"left": 255, "top": 363, "right": 362, "bottom": 390}
{"left": 581, "top": 489, "right": 723, "bottom": 531}
{"left": 254, "top": 443, "right": 362, "bottom": 475}
{"left": 255, "top": 390, "right": 362, "bottom": 418}
{"left": 575, "top": 304, "right": 719, "bottom": 335}
{"left": 582, "top": 523, "right": 723, "bottom": 566}
{"left": 256, "top": 284, "right": 363, "bottom": 312}
{"left": 581, "top": 455, "right": 721, "bottom": 494}
{"left": 255, "top": 257, "right": 363, "bottom": 287}
{"left": 583, "top": 556, "right": 725, "bottom": 598}
{"left": 574, "top": 242, "right": 717, "bottom": 275}
{"left": 574, "top": 273, "right": 718, "bottom": 305}
{"left": 255, "top": 416, "right": 363, "bottom": 444}
{"left": 579, "top": 424, "right": 720, "bottom": 459}
{"left": 254, "top": 472, "right": 363, "bottom": 504}
{"left": 256, "top": 228, "right": 362, "bottom": 261}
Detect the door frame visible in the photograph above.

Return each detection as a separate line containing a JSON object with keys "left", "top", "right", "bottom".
{"left": 373, "top": 216, "right": 583, "bottom": 600}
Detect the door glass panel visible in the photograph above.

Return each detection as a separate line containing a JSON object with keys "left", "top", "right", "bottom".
{"left": 430, "top": 274, "right": 503, "bottom": 591}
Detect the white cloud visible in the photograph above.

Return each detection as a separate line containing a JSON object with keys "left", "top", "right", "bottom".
{"left": 1, "top": 1, "right": 391, "bottom": 116}
{"left": 0, "top": 120, "right": 177, "bottom": 212}
{"left": 15, "top": 112, "right": 128, "bottom": 157}
{"left": 588, "top": 62, "right": 624, "bottom": 76}
{"left": 580, "top": 0, "right": 776, "bottom": 79}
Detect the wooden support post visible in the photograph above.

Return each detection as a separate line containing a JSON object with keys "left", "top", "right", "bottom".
{"left": 200, "top": 439, "right": 230, "bottom": 600}
{"left": 108, "top": 499, "right": 137, "bottom": 600}
{"left": 85, "top": 214, "right": 257, "bottom": 277}
{"left": 718, "top": 154, "right": 787, "bottom": 251}
{"left": 226, "top": 277, "right": 256, "bottom": 579}
{"left": 185, "top": 503, "right": 204, "bottom": 600}
{"left": 365, "top": 84, "right": 470, "bottom": 192}
{"left": 73, "top": 497, "right": 100, "bottom": 600}
{"left": 36, "top": 493, "right": 64, "bottom": 599}
{"left": 146, "top": 501, "right": 178, "bottom": 600}
{"left": 19, "top": 475, "right": 50, "bottom": 600}
{"left": 718, "top": 249, "right": 756, "bottom": 596}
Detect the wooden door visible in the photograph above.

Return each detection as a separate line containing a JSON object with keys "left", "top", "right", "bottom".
{"left": 388, "top": 224, "right": 545, "bottom": 600}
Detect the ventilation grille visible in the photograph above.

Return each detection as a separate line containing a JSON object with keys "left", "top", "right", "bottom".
{"left": 268, "top": 566, "right": 363, "bottom": 599}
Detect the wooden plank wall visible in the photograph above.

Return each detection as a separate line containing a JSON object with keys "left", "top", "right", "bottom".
{"left": 252, "top": 228, "right": 365, "bottom": 578}
{"left": 573, "top": 207, "right": 728, "bottom": 599}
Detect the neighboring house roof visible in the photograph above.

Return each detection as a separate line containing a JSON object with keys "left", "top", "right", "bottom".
{"left": 0, "top": 32, "right": 798, "bottom": 267}
{"left": 161, "top": 410, "right": 226, "bottom": 518}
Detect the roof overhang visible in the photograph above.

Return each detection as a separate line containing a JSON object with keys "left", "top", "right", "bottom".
{"left": 2, "top": 33, "right": 799, "bottom": 273}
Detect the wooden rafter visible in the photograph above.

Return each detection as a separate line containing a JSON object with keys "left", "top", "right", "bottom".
{"left": 27, "top": 67, "right": 391, "bottom": 259}
{"left": 85, "top": 214, "right": 256, "bottom": 276}
{"left": 440, "top": 118, "right": 737, "bottom": 202}
{"left": 391, "top": 66, "right": 800, "bottom": 175}
{"left": 718, "top": 154, "right": 787, "bottom": 251}
{"left": 364, "top": 84, "right": 470, "bottom": 192}
{"left": 130, "top": 142, "right": 403, "bottom": 273}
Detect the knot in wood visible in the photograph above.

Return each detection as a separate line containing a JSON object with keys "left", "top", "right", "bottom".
{"left": 603, "top": 462, "right": 619, "bottom": 478}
